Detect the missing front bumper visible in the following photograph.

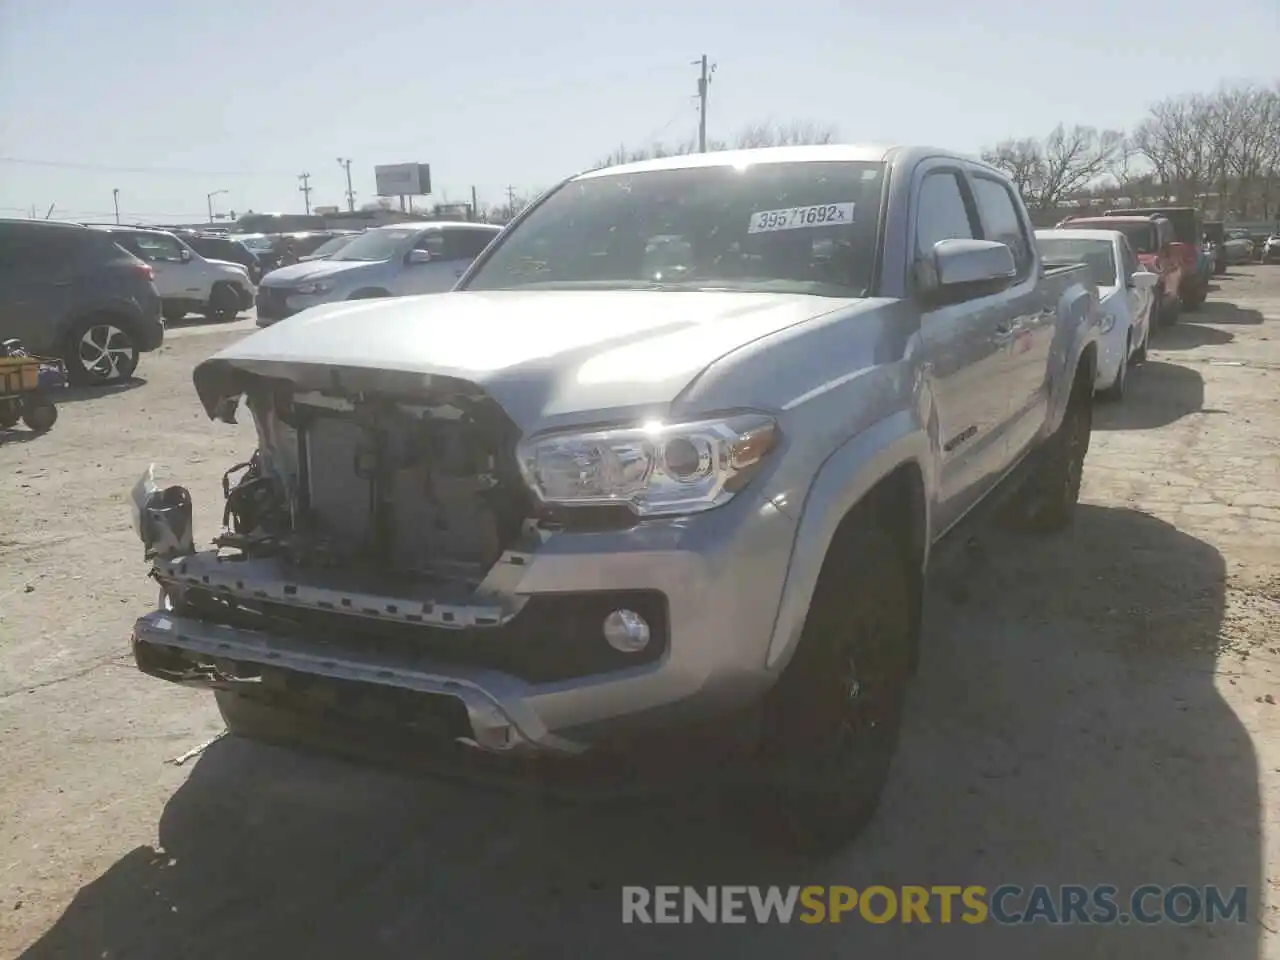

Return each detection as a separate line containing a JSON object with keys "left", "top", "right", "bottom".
{"left": 131, "top": 610, "right": 582, "bottom": 755}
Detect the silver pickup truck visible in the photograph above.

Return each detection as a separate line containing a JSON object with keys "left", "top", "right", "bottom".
{"left": 129, "top": 144, "right": 1100, "bottom": 852}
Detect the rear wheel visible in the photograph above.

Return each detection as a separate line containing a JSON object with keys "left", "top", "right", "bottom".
{"left": 1131, "top": 322, "right": 1149, "bottom": 365}
{"left": 1182, "top": 281, "right": 1206, "bottom": 312}
{"left": 162, "top": 304, "right": 187, "bottom": 324}
{"left": 752, "top": 515, "right": 919, "bottom": 854}
{"left": 64, "top": 316, "right": 139, "bottom": 385}
{"left": 0, "top": 400, "right": 20, "bottom": 429}
{"left": 1007, "top": 369, "right": 1092, "bottom": 534}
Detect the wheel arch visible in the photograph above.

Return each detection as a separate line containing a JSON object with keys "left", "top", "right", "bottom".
{"left": 348, "top": 288, "right": 391, "bottom": 300}
{"left": 765, "top": 415, "right": 931, "bottom": 673}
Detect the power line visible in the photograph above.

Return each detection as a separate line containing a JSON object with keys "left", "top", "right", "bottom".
{"left": 0, "top": 156, "right": 291, "bottom": 178}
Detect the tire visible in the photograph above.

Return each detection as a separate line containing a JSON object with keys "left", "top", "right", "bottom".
{"left": 0, "top": 400, "right": 20, "bottom": 429}
{"left": 162, "top": 304, "right": 187, "bottom": 324}
{"left": 20, "top": 397, "right": 57, "bottom": 433}
{"left": 1008, "top": 369, "right": 1092, "bottom": 535}
{"left": 1182, "top": 282, "right": 1206, "bottom": 312}
{"left": 752, "top": 515, "right": 919, "bottom": 854}
{"left": 205, "top": 282, "right": 240, "bottom": 322}
{"left": 1099, "top": 334, "right": 1128, "bottom": 402}
{"left": 1131, "top": 323, "right": 1149, "bottom": 366}
{"left": 64, "top": 315, "right": 139, "bottom": 385}
{"left": 1161, "top": 293, "right": 1180, "bottom": 328}
{"left": 349, "top": 289, "right": 390, "bottom": 300}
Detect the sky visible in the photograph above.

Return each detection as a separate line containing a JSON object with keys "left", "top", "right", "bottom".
{"left": 1, "top": 0, "right": 1276, "bottom": 224}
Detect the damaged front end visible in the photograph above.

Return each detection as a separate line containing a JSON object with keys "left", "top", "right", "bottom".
{"left": 128, "top": 360, "right": 661, "bottom": 757}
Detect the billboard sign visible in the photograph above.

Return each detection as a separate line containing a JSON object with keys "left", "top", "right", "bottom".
{"left": 375, "top": 163, "right": 432, "bottom": 197}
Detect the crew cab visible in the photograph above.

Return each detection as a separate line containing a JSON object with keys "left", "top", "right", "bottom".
{"left": 1036, "top": 228, "right": 1158, "bottom": 401}
{"left": 128, "top": 145, "right": 1099, "bottom": 851}
{"left": 1104, "top": 206, "right": 1207, "bottom": 310}
{"left": 93, "top": 226, "right": 255, "bottom": 323}
{"left": 1060, "top": 214, "right": 1181, "bottom": 326}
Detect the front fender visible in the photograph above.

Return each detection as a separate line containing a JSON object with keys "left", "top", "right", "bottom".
{"left": 764, "top": 409, "right": 932, "bottom": 671}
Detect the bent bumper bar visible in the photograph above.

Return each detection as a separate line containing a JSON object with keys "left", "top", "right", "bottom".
{"left": 131, "top": 610, "right": 583, "bottom": 755}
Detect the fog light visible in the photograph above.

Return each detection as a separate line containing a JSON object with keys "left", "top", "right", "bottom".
{"left": 603, "top": 609, "right": 650, "bottom": 653}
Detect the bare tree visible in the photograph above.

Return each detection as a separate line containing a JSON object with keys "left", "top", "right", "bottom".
{"left": 594, "top": 119, "right": 836, "bottom": 169}
{"left": 1132, "top": 93, "right": 1217, "bottom": 204}
{"left": 982, "top": 125, "right": 1123, "bottom": 213}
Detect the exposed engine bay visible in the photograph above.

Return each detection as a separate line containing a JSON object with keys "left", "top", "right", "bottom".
{"left": 216, "top": 380, "right": 534, "bottom": 588}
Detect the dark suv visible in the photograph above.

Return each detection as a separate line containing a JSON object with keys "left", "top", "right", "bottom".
{"left": 179, "top": 232, "right": 264, "bottom": 284}
{"left": 0, "top": 219, "right": 164, "bottom": 384}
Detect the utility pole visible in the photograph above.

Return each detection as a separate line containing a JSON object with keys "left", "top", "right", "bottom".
{"left": 298, "top": 172, "right": 313, "bottom": 214}
{"left": 471, "top": 185, "right": 478, "bottom": 221}
{"left": 693, "top": 54, "right": 715, "bottom": 153}
{"left": 336, "top": 158, "right": 355, "bottom": 212}
{"left": 505, "top": 185, "right": 517, "bottom": 215}
{"left": 206, "top": 189, "right": 228, "bottom": 223}
{"left": 112, "top": 188, "right": 120, "bottom": 224}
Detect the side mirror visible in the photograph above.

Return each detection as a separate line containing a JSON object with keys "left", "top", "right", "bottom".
{"left": 920, "top": 238, "right": 1016, "bottom": 304}
{"left": 179, "top": 248, "right": 192, "bottom": 263}
{"left": 1130, "top": 271, "right": 1159, "bottom": 291}
{"left": 406, "top": 249, "right": 434, "bottom": 265}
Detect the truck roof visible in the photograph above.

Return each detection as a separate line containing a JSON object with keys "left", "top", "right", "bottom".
{"left": 575, "top": 144, "right": 989, "bottom": 180}
{"left": 1036, "top": 228, "right": 1128, "bottom": 244}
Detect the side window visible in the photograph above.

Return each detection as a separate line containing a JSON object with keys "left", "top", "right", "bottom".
{"left": 132, "top": 233, "right": 185, "bottom": 263}
{"left": 413, "top": 231, "right": 445, "bottom": 257}
{"left": 444, "top": 228, "right": 498, "bottom": 260}
{"left": 915, "top": 172, "right": 976, "bottom": 261}
{"left": 0, "top": 229, "right": 80, "bottom": 271}
{"left": 971, "top": 175, "right": 1032, "bottom": 278}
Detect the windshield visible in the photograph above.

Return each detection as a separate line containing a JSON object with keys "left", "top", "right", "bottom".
{"left": 1074, "top": 220, "right": 1155, "bottom": 254}
{"left": 235, "top": 235, "right": 274, "bottom": 252}
{"left": 1122, "top": 208, "right": 1198, "bottom": 245}
{"left": 330, "top": 228, "right": 416, "bottom": 262}
{"left": 463, "top": 160, "right": 886, "bottom": 296}
{"left": 1037, "top": 238, "right": 1117, "bottom": 287}
{"left": 306, "top": 234, "right": 356, "bottom": 258}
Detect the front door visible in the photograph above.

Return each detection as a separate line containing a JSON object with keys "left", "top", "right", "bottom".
{"left": 126, "top": 232, "right": 197, "bottom": 300}
{"left": 399, "top": 230, "right": 453, "bottom": 295}
{"left": 913, "top": 167, "right": 1012, "bottom": 535}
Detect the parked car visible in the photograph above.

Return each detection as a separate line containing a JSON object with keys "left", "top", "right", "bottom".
{"left": 254, "top": 221, "right": 501, "bottom": 326}
{"left": 0, "top": 219, "right": 164, "bottom": 384}
{"left": 181, "top": 233, "right": 265, "bottom": 284}
{"left": 92, "top": 226, "right": 254, "bottom": 323}
{"left": 297, "top": 232, "right": 360, "bottom": 262}
{"left": 129, "top": 144, "right": 1102, "bottom": 852}
{"left": 1103, "top": 206, "right": 1207, "bottom": 310}
{"left": 1060, "top": 215, "right": 1181, "bottom": 325}
{"left": 1036, "top": 228, "right": 1157, "bottom": 401}
{"left": 1261, "top": 233, "right": 1280, "bottom": 264}
{"left": 1221, "top": 229, "right": 1257, "bottom": 265}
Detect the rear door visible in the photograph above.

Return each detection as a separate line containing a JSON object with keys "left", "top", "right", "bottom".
{"left": 965, "top": 170, "right": 1054, "bottom": 463}
{"left": 912, "top": 166, "right": 1011, "bottom": 534}
{"left": 1118, "top": 236, "right": 1151, "bottom": 333}
{"left": 0, "top": 225, "right": 84, "bottom": 353}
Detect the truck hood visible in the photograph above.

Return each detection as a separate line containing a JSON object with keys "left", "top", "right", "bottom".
{"left": 260, "top": 258, "right": 381, "bottom": 286}
{"left": 194, "top": 289, "right": 859, "bottom": 432}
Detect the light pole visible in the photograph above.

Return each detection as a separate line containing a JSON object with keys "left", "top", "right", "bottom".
{"left": 112, "top": 188, "right": 120, "bottom": 224}
{"left": 206, "top": 189, "right": 229, "bottom": 223}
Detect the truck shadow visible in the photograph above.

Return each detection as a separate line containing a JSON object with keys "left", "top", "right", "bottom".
{"left": 1094, "top": 360, "right": 1212, "bottom": 431}
{"left": 1194, "top": 302, "right": 1264, "bottom": 325}
{"left": 18, "top": 509, "right": 1260, "bottom": 960}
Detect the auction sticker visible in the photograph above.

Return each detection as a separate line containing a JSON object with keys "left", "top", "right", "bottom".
{"left": 748, "top": 202, "right": 855, "bottom": 234}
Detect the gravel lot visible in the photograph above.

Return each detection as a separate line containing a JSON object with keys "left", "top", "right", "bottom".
{"left": 2, "top": 275, "right": 1278, "bottom": 959}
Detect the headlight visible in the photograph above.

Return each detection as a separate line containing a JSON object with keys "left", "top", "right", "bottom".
{"left": 516, "top": 413, "right": 780, "bottom": 517}
{"left": 1099, "top": 311, "right": 1116, "bottom": 334}
{"left": 296, "top": 279, "right": 335, "bottom": 294}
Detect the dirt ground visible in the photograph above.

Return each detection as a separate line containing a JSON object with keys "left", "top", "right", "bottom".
{"left": 1, "top": 273, "right": 1278, "bottom": 959}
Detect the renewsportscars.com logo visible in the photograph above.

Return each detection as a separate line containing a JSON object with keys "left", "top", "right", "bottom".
{"left": 622, "top": 885, "right": 1249, "bottom": 926}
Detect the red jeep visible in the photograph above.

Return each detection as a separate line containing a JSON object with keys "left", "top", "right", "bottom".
{"left": 1105, "top": 206, "right": 1207, "bottom": 310}
{"left": 1059, "top": 214, "right": 1182, "bottom": 326}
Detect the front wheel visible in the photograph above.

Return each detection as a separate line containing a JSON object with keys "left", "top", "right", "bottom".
{"left": 1006, "top": 370, "right": 1092, "bottom": 534}
{"left": 64, "top": 316, "right": 139, "bottom": 385}
{"left": 1131, "top": 323, "right": 1149, "bottom": 365}
{"left": 1181, "top": 283, "right": 1206, "bottom": 312}
{"left": 752, "top": 516, "right": 918, "bottom": 854}
{"left": 21, "top": 396, "right": 57, "bottom": 433}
